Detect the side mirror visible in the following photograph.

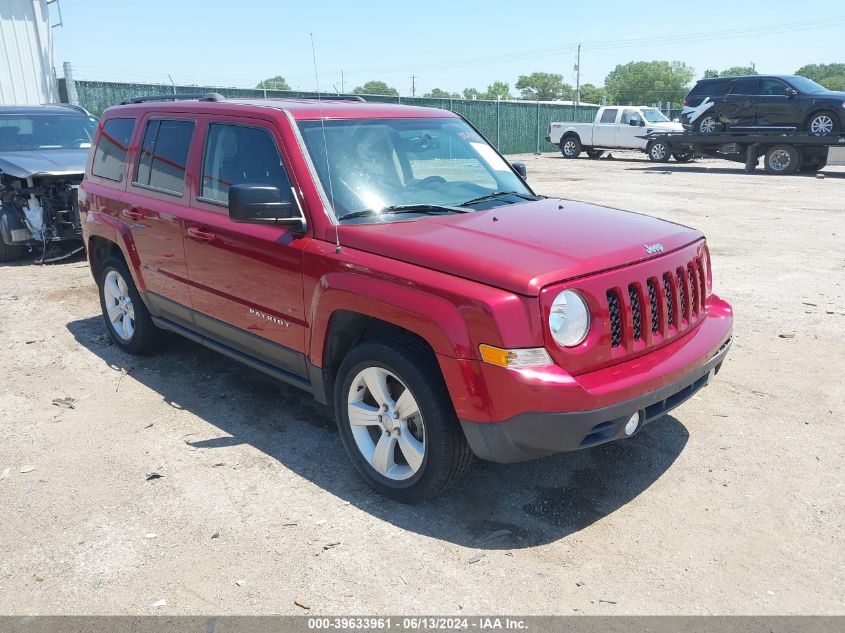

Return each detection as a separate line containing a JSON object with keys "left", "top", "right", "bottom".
{"left": 228, "top": 184, "right": 303, "bottom": 230}
{"left": 511, "top": 161, "right": 527, "bottom": 179}
{"left": 639, "top": 119, "right": 646, "bottom": 127}
{"left": 628, "top": 119, "right": 639, "bottom": 126}
{"left": 786, "top": 88, "right": 798, "bottom": 98}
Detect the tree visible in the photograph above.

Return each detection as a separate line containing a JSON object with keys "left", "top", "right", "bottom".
{"left": 795, "top": 63, "right": 845, "bottom": 90}
{"left": 462, "top": 87, "right": 481, "bottom": 100}
{"left": 703, "top": 69, "right": 719, "bottom": 79}
{"left": 720, "top": 66, "right": 757, "bottom": 77}
{"left": 353, "top": 80, "right": 399, "bottom": 96}
{"left": 604, "top": 61, "right": 694, "bottom": 105}
{"left": 256, "top": 75, "right": 290, "bottom": 90}
{"left": 481, "top": 81, "right": 512, "bottom": 100}
{"left": 423, "top": 88, "right": 459, "bottom": 98}
{"left": 515, "top": 72, "right": 572, "bottom": 101}
{"left": 578, "top": 83, "right": 605, "bottom": 104}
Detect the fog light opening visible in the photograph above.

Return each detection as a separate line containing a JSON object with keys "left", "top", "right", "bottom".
{"left": 624, "top": 412, "right": 642, "bottom": 436}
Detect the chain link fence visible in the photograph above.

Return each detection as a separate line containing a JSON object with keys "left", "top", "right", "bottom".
{"left": 58, "top": 79, "right": 599, "bottom": 154}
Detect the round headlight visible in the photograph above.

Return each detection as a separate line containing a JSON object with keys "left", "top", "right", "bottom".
{"left": 549, "top": 290, "right": 590, "bottom": 347}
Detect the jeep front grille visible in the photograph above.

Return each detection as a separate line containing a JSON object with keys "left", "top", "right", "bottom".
{"left": 607, "top": 255, "right": 707, "bottom": 349}
{"left": 607, "top": 290, "right": 622, "bottom": 348}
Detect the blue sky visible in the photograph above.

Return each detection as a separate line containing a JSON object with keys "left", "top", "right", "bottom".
{"left": 52, "top": 0, "right": 845, "bottom": 95}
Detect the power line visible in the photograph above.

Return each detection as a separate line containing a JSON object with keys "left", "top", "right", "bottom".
{"left": 324, "top": 17, "right": 845, "bottom": 76}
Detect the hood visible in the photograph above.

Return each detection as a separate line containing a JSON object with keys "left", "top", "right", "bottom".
{"left": 814, "top": 90, "right": 845, "bottom": 100}
{"left": 337, "top": 198, "right": 703, "bottom": 296}
{"left": 0, "top": 149, "right": 88, "bottom": 179}
{"left": 646, "top": 121, "right": 684, "bottom": 132}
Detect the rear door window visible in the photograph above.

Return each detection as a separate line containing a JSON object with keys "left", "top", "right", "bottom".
{"left": 200, "top": 123, "right": 291, "bottom": 205}
{"left": 134, "top": 119, "right": 195, "bottom": 195}
{"left": 730, "top": 78, "right": 759, "bottom": 95}
{"left": 91, "top": 118, "right": 135, "bottom": 181}
{"left": 600, "top": 109, "right": 618, "bottom": 123}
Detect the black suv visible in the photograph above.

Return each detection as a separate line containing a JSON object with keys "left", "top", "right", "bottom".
{"left": 682, "top": 75, "right": 845, "bottom": 136}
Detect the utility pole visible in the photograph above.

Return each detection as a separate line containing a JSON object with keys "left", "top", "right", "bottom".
{"left": 340, "top": 70, "right": 344, "bottom": 93}
{"left": 410, "top": 75, "right": 416, "bottom": 97}
{"left": 574, "top": 43, "right": 581, "bottom": 106}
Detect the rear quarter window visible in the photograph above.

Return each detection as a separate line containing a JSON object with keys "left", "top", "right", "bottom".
{"left": 91, "top": 118, "right": 136, "bottom": 181}
{"left": 689, "top": 79, "right": 731, "bottom": 97}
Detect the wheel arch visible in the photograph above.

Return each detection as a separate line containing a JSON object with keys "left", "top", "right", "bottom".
{"left": 84, "top": 211, "right": 145, "bottom": 291}
{"left": 804, "top": 108, "right": 839, "bottom": 130}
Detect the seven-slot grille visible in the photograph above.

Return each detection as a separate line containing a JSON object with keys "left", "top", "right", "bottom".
{"left": 608, "top": 256, "right": 707, "bottom": 349}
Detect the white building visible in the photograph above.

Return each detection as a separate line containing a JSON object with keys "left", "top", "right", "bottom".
{"left": 0, "top": 0, "right": 59, "bottom": 105}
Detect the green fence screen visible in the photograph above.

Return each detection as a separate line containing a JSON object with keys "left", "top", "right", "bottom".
{"left": 59, "top": 79, "right": 599, "bottom": 155}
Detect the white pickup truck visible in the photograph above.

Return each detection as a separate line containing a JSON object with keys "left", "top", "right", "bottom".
{"left": 547, "top": 106, "right": 688, "bottom": 162}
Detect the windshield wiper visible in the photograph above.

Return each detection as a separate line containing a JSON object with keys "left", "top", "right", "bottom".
{"left": 459, "top": 191, "right": 539, "bottom": 207}
{"left": 339, "top": 204, "right": 468, "bottom": 221}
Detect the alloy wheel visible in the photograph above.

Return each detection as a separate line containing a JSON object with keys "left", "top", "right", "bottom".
{"left": 347, "top": 367, "right": 426, "bottom": 481}
{"left": 699, "top": 116, "right": 717, "bottom": 134}
{"left": 563, "top": 140, "right": 578, "bottom": 157}
{"left": 810, "top": 115, "right": 834, "bottom": 136}
{"left": 103, "top": 269, "right": 135, "bottom": 341}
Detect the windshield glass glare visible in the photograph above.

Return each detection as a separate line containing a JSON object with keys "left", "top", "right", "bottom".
{"left": 0, "top": 114, "right": 97, "bottom": 151}
{"left": 787, "top": 75, "right": 828, "bottom": 94}
{"left": 641, "top": 108, "right": 670, "bottom": 123}
{"left": 298, "top": 117, "right": 532, "bottom": 219}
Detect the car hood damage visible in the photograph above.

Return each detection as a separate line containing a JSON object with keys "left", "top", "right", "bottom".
{"left": 0, "top": 149, "right": 89, "bottom": 178}
{"left": 338, "top": 198, "right": 703, "bottom": 296}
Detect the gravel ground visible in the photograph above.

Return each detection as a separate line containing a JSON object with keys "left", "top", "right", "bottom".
{"left": 0, "top": 152, "right": 843, "bottom": 615}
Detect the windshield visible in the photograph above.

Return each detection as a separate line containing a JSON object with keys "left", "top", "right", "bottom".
{"left": 297, "top": 117, "right": 533, "bottom": 220}
{"left": 641, "top": 108, "right": 670, "bottom": 123}
{"left": 0, "top": 113, "right": 97, "bottom": 152}
{"left": 786, "top": 76, "right": 829, "bottom": 94}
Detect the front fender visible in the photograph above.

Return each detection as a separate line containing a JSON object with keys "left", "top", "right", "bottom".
{"left": 308, "top": 270, "right": 472, "bottom": 367}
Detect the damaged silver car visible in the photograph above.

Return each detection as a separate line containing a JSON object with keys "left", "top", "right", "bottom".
{"left": 0, "top": 104, "right": 97, "bottom": 263}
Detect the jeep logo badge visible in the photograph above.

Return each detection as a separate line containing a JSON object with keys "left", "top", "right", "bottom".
{"left": 644, "top": 243, "right": 664, "bottom": 254}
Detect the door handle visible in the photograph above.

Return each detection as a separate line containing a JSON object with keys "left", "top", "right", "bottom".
{"left": 187, "top": 226, "right": 216, "bottom": 242}
{"left": 122, "top": 208, "right": 144, "bottom": 221}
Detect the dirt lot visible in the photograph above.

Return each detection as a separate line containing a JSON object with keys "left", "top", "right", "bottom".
{"left": 0, "top": 153, "right": 843, "bottom": 615}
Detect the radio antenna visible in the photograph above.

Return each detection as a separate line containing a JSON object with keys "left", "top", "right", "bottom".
{"left": 310, "top": 33, "right": 341, "bottom": 254}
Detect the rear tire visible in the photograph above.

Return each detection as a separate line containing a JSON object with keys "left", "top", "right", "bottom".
{"left": 764, "top": 144, "right": 800, "bottom": 175}
{"left": 696, "top": 114, "right": 718, "bottom": 135}
{"left": 97, "top": 256, "right": 160, "bottom": 354}
{"left": 0, "top": 241, "right": 26, "bottom": 263}
{"left": 560, "top": 135, "right": 582, "bottom": 159}
{"left": 334, "top": 338, "right": 473, "bottom": 502}
{"left": 648, "top": 140, "right": 671, "bottom": 162}
{"left": 807, "top": 111, "right": 838, "bottom": 137}
{"left": 672, "top": 152, "right": 693, "bottom": 162}
{"left": 585, "top": 148, "right": 604, "bottom": 159}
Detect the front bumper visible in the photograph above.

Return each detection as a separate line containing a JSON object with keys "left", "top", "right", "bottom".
{"left": 460, "top": 335, "right": 730, "bottom": 462}
{"left": 443, "top": 295, "right": 733, "bottom": 463}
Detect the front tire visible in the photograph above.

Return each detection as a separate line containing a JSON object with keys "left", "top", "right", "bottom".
{"left": 672, "top": 152, "right": 694, "bottom": 162}
{"left": 764, "top": 144, "right": 800, "bottom": 175}
{"left": 648, "top": 140, "right": 671, "bottom": 162}
{"left": 560, "top": 135, "right": 582, "bottom": 159}
{"left": 585, "top": 148, "right": 604, "bottom": 159}
{"left": 807, "top": 111, "right": 838, "bottom": 137}
{"left": 334, "top": 338, "right": 473, "bottom": 502}
{"left": 97, "top": 256, "right": 160, "bottom": 354}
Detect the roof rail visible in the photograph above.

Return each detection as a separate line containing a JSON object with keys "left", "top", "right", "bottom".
{"left": 119, "top": 92, "right": 226, "bottom": 105}
{"left": 266, "top": 95, "right": 366, "bottom": 103}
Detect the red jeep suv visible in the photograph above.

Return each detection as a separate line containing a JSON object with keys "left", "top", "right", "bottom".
{"left": 79, "top": 93, "right": 733, "bottom": 502}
